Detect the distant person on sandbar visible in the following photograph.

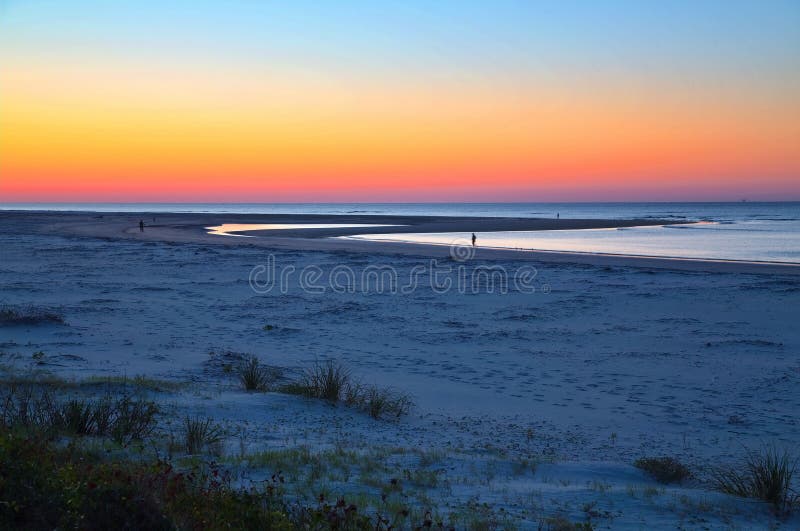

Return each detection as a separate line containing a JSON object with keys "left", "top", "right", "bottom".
{"left": 139, "top": 220, "right": 144, "bottom": 232}
{"left": 472, "top": 233, "right": 476, "bottom": 246}
{"left": 557, "top": 213, "right": 560, "bottom": 219}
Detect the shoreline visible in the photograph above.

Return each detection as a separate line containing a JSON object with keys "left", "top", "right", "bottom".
{"left": 3, "top": 209, "right": 799, "bottom": 275}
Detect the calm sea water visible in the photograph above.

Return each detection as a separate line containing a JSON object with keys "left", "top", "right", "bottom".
{"left": 3, "top": 202, "right": 799, "bottom": 263}
{"left": 2, "top": 201, "right": 798, "bottom": 221}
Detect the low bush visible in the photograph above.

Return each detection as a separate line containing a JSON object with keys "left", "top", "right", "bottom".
{"left": 634, "top": 456, "right": 691, "bottom": 484}
{"left": 0, "top": 430, "right": 438, "bottom": 530}
{"left": 713, "top": 445, "right": 797, "bottom": 513}
{"left": 0, "top": 430, "right": 294, "bottom": 530}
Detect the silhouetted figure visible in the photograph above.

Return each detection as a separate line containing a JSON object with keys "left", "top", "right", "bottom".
{"left": 471, "top": 233, "right": 476, "bottom": 247}
{"left": 557, "top": 213, "right": 560, "bottom": 219}
{"left": 139, "top": 220, "right": 144, "bottom": 232}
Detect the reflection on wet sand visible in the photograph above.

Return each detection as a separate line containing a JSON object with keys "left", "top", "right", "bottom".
{"left": 206, "top": 223, "right": 397, "bottom": 237}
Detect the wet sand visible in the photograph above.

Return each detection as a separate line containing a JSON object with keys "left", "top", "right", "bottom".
{"left": 4, "top": 209, "right": 800, "bottom": 274}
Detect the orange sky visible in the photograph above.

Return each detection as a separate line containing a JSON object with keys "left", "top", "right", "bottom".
{"left": 1, "top": 2, "right": 798, "bottom": 202}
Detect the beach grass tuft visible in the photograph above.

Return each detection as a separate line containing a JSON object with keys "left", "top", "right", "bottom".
{"left": 237, "top": 355, "right": 276, "bottom": 391}
{"left": 634, "top": 456, "right": 691, "bottom": 484}
{"left": 279, "top": 360, "right": 412, "bottom": 419}
{"left": 300, "top": 359, "right": 351, "bottom": 402}
{"left": 0, "top": 383, "right": 158, "bottom": 444}
{"left": 712, "top": 445, "right": 797, "bottom": 513}
{"left": 183, "top": 416, "right": 225, "bottom": 455}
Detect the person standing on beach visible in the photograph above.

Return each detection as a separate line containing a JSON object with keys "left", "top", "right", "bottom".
{"left": 139, "top": 220, "right": 144, "bottom": 232}
{"left": 472, "top": 233, "right": 476, "bottom": 246}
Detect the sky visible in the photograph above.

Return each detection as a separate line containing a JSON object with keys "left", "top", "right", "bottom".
{"left": 0, "top": 0, "right": 798, "bottom": 202}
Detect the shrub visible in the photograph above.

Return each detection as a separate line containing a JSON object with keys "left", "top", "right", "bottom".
{"left": 0, "top": 431, "right": 294, "bottom": 530}
{"left": 0, "top": 383, "right": 58, "bottom": 431}
{"left": 713, "top": 445, "right": 798, "bottom": 513}
{"left": 237, "top": 356, "right": 273, "bottom": 391}
{"left": 59, "top": 399, "right": 97, "bottom": 435}
{"left": 184, "top": 416, "right": 224, "bottom": 455}
{"left": 108, "top": 397, "right": 159, "bottom": 445}
{"left": 634, "top": 457, "right": 691, "bottom": 484}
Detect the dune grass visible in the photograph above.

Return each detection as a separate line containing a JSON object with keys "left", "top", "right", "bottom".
{"left": 713, "top": 445, "right": 798, "bottom": 513}
{"left": 280, "top": 360, "right": 412, "bottom": 419}
{"left": 300, "top": 359, "right": 351, "bottom": 402}
{"left": 183, "top": 416, "right": 224, "bottom": 456}
{"left": 236, "top": 355, "right": 276, "bottom": 391}
{"left": 1, "top": 384, "right": 158, "bottom": 444}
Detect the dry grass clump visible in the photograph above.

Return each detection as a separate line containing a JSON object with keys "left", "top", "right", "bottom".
{"left": 183, "top": 416, "right": 224, "bottom": 455}
{"left": 237, "top": 355, "right": 277, "bottom": 391}
{"left": 713, "top": 445, "right": 798, "bottom": 513}
{"left": 0, "top": 305, "right": 65, "bottom": 326}
{"left": 282, "top": 360, "right": 412, "bottom": 420}
{"left": 634, "top": 456, "right": 691, "bottom": 484}
{"left": 300, "top": 360, "right": 351, "bottom": 402}
{"left": 346, "top": 383, "right": 412, "bottom": 420}
{"left": 0, "top": 383, "right": 158, "bottom": 444}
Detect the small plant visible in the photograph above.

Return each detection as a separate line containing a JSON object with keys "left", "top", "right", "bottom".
{"left": 183, "top": 416, "right": 224, "bottom": 455}
{"left": 713, "top": 445, "right": 797, "bottom": 513}
{"left": 237, "top": 356, "right": 273, "bottom": 391}
{"left": 0, "top": 385, "right": 158, "bottom": 443}
{"left": 59, "top": 399, "right": 97, "bottom": 435}
{"left": 301, "top": 360, "right": 351, "bottom": 402}
{"left": 634, "top": 456, "right": 691, "bottom": 484}
{"left": 109, "top": 397, "right": 159, "bottom": 444}
{"left": 362, "top": 385, "right": 412, "bottom": 420}
{"left": 278, "top": 361, "right": 413, "bottom": 419}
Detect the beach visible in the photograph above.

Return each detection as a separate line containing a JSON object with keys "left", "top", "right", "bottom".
{"left": 9, "top": 209, "right": 800, "bottom": 275}
{"left": 1, "top": 209, "right": 799, "bottom": 528}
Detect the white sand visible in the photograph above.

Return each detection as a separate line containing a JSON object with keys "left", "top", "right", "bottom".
{"left": 1, "top": 211, "right": 799, "bottom": 528}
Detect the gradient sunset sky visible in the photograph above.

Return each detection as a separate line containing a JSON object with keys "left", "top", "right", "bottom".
{"left": 1, "top": 1, "right": 798, "bottom": 202}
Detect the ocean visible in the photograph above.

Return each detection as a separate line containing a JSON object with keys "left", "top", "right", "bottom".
{"left": 2, "top": 202, "right": 799, "bottom": 263}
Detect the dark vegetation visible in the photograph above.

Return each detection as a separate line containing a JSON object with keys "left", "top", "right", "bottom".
{"left": 713, "top": 445, "right": 798, "bottom": 514}
{"left": 633, "top": 456, "right": 691, "bottom": 484}
{"left": 1, "top": 383, "right": 158, "bottom": 444}
{"left": 0, "top": 428, "right": 459, "bottom": 531}
{"left": 237, "top": 355, "right": 276, "bottom": 391}
{"left": 182, "top": 416, "right": 224, "bottom": 456}
{"left": 283, "top": 360, "right": 412, "bottom": 419}
{"left": 0, "top": 305, "right": 65, "bottom": 326}
{"left": 231, "top": 355, "right": 412, "bottom": 420}
{"left": 0, "top": 382, "right": 444, "bottom": 530}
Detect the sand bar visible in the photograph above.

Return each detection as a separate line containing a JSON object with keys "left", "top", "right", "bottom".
{"left": 4, "top": 210, "right": 799, "bottom": 275}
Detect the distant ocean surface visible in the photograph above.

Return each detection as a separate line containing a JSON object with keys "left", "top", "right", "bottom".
{"left": 2, "top": 201, "right": 799, "bottom": 221}
{"left": 3, "top": 202, "right": 799, "bottom": 263}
